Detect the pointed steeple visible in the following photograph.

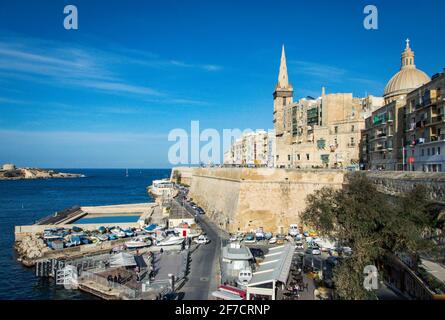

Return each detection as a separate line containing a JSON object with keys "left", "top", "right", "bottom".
{"left": 277, "top": 45, "right": 291, "bottom": 89}
{"left": 401, "top": 38, "right": 415, "bottom": 69}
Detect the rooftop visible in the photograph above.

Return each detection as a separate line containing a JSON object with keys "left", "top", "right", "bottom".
{"left": 247, "top": 244, "right": 294, "bottom": 287}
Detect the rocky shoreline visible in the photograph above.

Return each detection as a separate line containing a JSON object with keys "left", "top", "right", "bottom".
{"left": 15, "top": 235, "right": 49, "bottom": 266}
{"left": 0, "top": 168, "right": 84, "bottom": 180}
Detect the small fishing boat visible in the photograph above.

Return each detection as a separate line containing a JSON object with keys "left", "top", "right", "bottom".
{"left": 43, "top": 233, "right": 64, "bottom": 240}
{"left": 111, "top": 228, "right": 126, "bottom": 238}
{"left": 69, "top": 235, "right": 82, "bottom": 246}
{"left": 122, "top": 229, "right": 134, "bottom": 237}
{"left": 95, "top": 234, "right": 108, "bottom": 241}
{"left": 157, "top": 235, "right": 184, "bottom": 246}
{"left": 125, "top": 237, "right": 151, "bottom": 249}
{"left": 97, "top": 226, "right": 106, "bottom": 234}
{"left": 107, "top": 234, "right": 118, "bottom": 241}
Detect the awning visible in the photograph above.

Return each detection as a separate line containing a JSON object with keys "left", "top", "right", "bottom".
{"left": 109, "top": 252, "right": 137, "bottom": 267}
{"left": 212, "top": 290, "right": 243, "bottom": 300}
{"left": 247, "top": 244, "right": 294, "bottom": 287}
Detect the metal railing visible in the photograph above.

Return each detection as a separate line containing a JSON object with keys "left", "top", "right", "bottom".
{"left": 79, "top": 270, "right": 137, "bottom": 299}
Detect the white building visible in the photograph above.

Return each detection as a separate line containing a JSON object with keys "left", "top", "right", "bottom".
{"left": 224, "top": 130, "right": 275, "bottom": 167}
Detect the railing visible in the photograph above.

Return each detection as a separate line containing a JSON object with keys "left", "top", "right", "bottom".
{"left": 431, "top": 116, "right": 443, "bottom": 124}
{"left": 79, "top": 270, "right": 137, "bottom": 299}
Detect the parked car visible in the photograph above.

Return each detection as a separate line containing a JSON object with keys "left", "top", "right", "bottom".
{"left": 295, "top": 241, "right": 304, "bottom": 250}
{"left": 249, "top": 248, "right": 264, "bottom": 258}
{"left": 276, "top": 234, "right": 287, "bottom": 244}
{"left": 288, "top": 224, "right": 300, "bottom": 237}
{"left": 305, "top": 248, "right": 321, "bottom": 255}
{"left": 194, "top": 235, "right": 210, "bottom": 244}
{"left": 244, "top": 233, "right": 255, "bottom": 243}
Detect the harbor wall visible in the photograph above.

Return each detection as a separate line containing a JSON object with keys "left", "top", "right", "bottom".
{"left": 187, "top": 168, "right": 345, "bottom": 233}
{"left": 177, "top": 167, "right": 445, "bottom": 234}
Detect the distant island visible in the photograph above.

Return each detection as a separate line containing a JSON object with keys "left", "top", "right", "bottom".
{"left": 0, "top": 163, "right": 84, "bottom": 180}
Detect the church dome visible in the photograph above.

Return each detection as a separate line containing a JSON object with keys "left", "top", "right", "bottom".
{"left": 383, "top": 40, "right": 430, "bottom": 102}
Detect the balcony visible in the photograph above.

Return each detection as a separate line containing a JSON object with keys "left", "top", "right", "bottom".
{"left": 347, "top": 143, "right": 356, "bottom": 148}
{"left": 429, "top": 115, "right": 444, "bottom": 125}
{"left": 377, "top": 132, "right": 387, "bottom": 138}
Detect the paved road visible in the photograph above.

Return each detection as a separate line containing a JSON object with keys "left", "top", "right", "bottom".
{"left": 174, "top": 190, "right": 227, "bottom": 300}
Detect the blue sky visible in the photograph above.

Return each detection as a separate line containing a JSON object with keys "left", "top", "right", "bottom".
{"left": 0, "top": 0, "right": 444, "bottom": 168}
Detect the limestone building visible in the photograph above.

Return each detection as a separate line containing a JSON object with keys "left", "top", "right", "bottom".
{"left": 404, "top": 70, "right": 445, "bottom": 172}
{"left": 273, "top": 46, "right": 383, "bottom": 169}
{"left": 362, "top": 40, "right": 431, "bottom": 170}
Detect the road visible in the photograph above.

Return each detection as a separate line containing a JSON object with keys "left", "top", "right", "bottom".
{"left": 174, "top": 189, "right": 228, "bottom": 300}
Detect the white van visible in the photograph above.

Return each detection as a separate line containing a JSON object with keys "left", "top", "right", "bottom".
{"left": 288, "top": 224, "right": 300, "bottom": 237}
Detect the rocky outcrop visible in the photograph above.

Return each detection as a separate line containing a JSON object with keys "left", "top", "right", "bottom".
{"left": 15, "top": 235, "right": 49, "bottom": 262}
{"left": 0, "top": 168, "right": 84, "bottom": 180}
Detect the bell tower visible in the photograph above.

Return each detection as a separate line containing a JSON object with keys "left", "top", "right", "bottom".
{"left": 273, "top": 45, "right": 293, "bottom": 137}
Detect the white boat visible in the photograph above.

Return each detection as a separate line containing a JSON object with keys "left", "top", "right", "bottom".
{"left": 43, "top": 233, "right": 63, "bottom": 240}
{"left": 93, "top": 234, "right": 108, "bottom": 242}
{"left": 111, "top": 228, "right": 126, "bottom": 238}
{"left": 125, "top": 237, "right": 151, "bottom": 249}
{"left": 157, "top": 235, "right": 184, "bottom": 246}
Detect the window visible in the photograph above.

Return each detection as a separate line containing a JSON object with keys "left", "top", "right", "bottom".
{"left": 283, "top": 97, "right": 286, "bottom": 106}
{"left": 297, "top": 154, "right": 300, "bottom": 161}
{"left": 288, "top": 155, "right": 291, "bottom": 161}
{"left": 432, "top": 147, "right": 436, "bottom": 156}
{"left": 306, "top": 154, "right": 310, "bottom": 160}
{"left": 421, "top": 149, "right": 424, "bottom": 157}
{"left": 427, "top": 148, "right": 430, "bottom": 156}
{"left": 351, "top": 125, "right": 355, "bottom": 132}
{"left": 438, "top": 147, "right": 441, "bottom": 155}
{"left": 334, "top": 126, "right": 338, "bottom": 134}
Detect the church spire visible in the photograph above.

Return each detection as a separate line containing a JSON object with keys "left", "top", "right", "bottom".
{"left": 401, "top": 38, "right": 415, "bottom": 69}
{"left": 277, "top": 45, "right": 291, "bottom": 89}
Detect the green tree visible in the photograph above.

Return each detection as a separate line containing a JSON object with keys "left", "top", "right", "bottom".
{"left": 301, "top": 172, "right": 434, "bottom": 299}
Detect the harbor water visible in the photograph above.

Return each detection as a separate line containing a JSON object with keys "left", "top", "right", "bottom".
{"left": 0, "top": 168, "right": 171, "bottom": 300}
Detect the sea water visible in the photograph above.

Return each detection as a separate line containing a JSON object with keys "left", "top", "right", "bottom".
{"left": 0, "top": 168, "right": 171, "bottom": 299}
